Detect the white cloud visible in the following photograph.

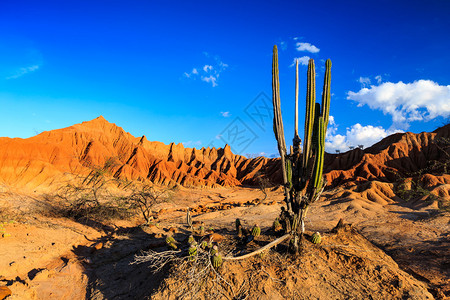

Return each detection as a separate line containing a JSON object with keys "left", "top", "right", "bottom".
{"left": 218, "top": 61, "right": 228, "bottom": 69}
{"left": 325, "top": 134, "right": 347, "bottom": 153}
{"left": 184, "top": 68, "right": 199, "bottom": 78}
{"left": 203, "top": 65, "right": 213, "bottom": 72}
{"left": 245, "top": 152, "right": 267, "bottom": 158}
{"left": 220, "top": 111, "right": 231, "bottom": 117}
{"left": 184, "top": 54, "right": 228, "bottom": 87}
{"left": 327, "top": 115, "right": 337, "bottom": 135}
{"left": 375, "top": 75, "right": 382, "bottom": 84}
{"left": 290, "top": 56, "right": 310, "bottom": 67}
{"left": 280, "top": 41, "right": 287, "bottom": 51}
{"left": 325, "top": 121, "right": 403, "bottom": 153}
{"left": 296, "top": 42, "right": 320, "bottom": 53}
{"left": 6, "top": 64, "right": 40, "bottom": 79}
{"left": 201, "top": 75, "right": 218, "bottom": 87}
{"left": 358, "top": 76, "right": 371, "bottom": 88}
{"left": 347, "top": 80, "right": 450, "bottom": 129}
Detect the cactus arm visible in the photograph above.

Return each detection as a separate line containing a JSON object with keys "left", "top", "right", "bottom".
{"left": 313, "top": 116, "right": 325, "bottom": 190}
{"left": 286, "top": 159, "right": 293, "bottom": 189}
{"left": 294, "top": 59, "right": 299, "bottom": 139}
{"left": 293, "top": 59, "right": 301, "bottom": 166}
{"left": 301, "top": 59, "right": 316, "bottom": 188}
{"left": 272, "top": 45, "right": 292, "bottom": 212}
{"left": 321, "top": 59, "right": 332, "bottom": 128}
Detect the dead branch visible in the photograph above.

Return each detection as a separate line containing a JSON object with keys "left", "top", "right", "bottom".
{"left": 131, "top": 249, "right": 181, "bottom": 272}
{"left": 223, "top": 234, "right": 291, "bottom": 261}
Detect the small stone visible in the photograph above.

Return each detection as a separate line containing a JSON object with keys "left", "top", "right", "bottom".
{"left": 93, "top": 242, "right": 104, "bottom": 250}
{"left": 208, "top": 233, "right": 225, "bottom": 243}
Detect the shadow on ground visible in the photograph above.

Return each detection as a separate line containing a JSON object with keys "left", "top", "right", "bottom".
{"left": 73, "top": 225, "right": 171, "bottom": 299}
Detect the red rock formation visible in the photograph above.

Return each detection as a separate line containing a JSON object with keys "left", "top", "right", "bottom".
{"left": 0, "top": 116, "right": 273, "bottom": 190}
{"left": 0, "top": 116, "right": 448, "bottom": 192}
{"left": 323, "top": 124, "right": 449, "bottom": 187}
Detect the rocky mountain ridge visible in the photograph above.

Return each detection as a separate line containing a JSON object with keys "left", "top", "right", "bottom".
{"left": 0, "top": 116, "right": 448, "bottom": 192}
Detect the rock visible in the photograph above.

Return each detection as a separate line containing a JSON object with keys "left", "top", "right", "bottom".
{"left": 207, "top": 233, "right": 225, "bottom": 243}
{"left": 91, "top": 242, "right": 104, "bottom": 252}
{"left": 0, "top": 286, "right": 11, "bottom": 299}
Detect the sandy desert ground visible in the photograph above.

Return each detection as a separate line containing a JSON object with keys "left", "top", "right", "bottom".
{"left": 0, "top": 185, "right": 448, "bottom": 299}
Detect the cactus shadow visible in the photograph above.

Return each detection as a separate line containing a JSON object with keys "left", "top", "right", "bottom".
{"left": 73, "top": 225, "right": 169, "bottom": 299}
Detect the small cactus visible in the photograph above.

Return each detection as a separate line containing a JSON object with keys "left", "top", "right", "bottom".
{"left": 166, "top": 235, "right": 175, "bottom": 244}
{"left": 166, "top": 235, "right": 177, "bottom": 250}
{"left": 311, "top": 232, "right": 322, "bottom": 244}
{"left": 200, "top": 240, "right": 208, "bottom": 249}
{"left": 235, "top": 218, "right": 241, "bottom": 232}
{"left": 251, "top": 224, "right": 261, "bottom": 237}
{"left": 273, "top": 217, "right": 282, "bottom": 232}
{"left": 237, "top": 224, "right": 243, "bottom": 237}
{"left": 188, "top": 244, "right": 197, "bottom": 261}
{"left": 188, "top": 235, "right": 195, "bottom": 244}
{"left": 211, "top": 252, "right": 222, "bottom": 268}
{"left": 199, "top": 222, "right": 205, "bottom": 235}
{"left": 186, "top": 208, "right": 192, "bottom": 228}
{"left": 210, "top": 245, "right": 218, "bottom": 256}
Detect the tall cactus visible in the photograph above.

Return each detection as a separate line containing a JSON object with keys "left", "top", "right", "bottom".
{"left": 271, "top": 46, "right": 331, "bottom": 252}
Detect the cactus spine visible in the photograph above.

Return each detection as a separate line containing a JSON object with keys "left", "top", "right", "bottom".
{"left": 271, "top": 45, "right": 331, "bottom": 252}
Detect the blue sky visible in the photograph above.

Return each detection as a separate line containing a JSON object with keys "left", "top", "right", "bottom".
{"left": 1, "top": 0, "right": 449, "bottom": 156}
